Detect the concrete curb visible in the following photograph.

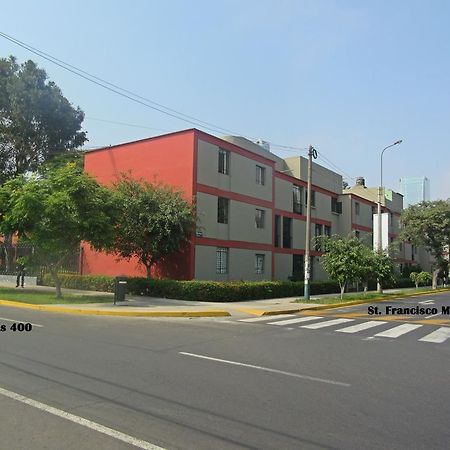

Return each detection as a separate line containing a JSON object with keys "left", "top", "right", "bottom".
{"left": 0, "top": 300, "right": 231, "bottom": 318}
{"left": 253, "top": 288, "right": 449, "bottom": 316}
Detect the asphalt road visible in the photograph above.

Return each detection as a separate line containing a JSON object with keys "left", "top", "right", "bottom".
{"left": 0, "top": 291, "right": 449, "bottom": 450}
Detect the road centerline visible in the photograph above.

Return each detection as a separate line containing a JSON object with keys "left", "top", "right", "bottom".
{"left": 178, "top": 352, "right": 350, "bottom": 387}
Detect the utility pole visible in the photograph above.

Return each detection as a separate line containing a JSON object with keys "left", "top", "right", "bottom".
{"left": 304, "top": 145, "right": 317, "bottom": 300}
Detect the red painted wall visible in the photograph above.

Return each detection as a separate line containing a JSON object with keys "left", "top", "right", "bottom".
{"left": 82, "top": 130, "right": 196, "bottom": 279}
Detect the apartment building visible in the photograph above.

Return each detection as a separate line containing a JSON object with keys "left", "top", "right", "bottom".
{"left": 82, "top": 128, "right": 430, "bottom": 281}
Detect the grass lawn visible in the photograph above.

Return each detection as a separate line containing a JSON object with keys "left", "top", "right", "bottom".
{"left": 0, "top": 287, "right": 114, "bottom": 305}
{"left": 295, "top": 286, "right": 449, "bottom": 304}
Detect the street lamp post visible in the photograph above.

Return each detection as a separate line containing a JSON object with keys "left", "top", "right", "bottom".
{"left": 377, "top": 139, "right": 403, "bottom": 293}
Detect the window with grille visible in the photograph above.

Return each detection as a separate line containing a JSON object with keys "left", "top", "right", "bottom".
{"left": 256, "top": 165, "right": 266, "bottom": 185}
{"left": 293, "top": 185, "right": 303, "bottom": 214}
{"left": 324, "top": 225, "right": 331, "bottom": 237}
{"left": 217, "top": 197, "right": 229, "bottom": 224}
{"left": 355, "top": 202, "right": 360, "bottom": 216}
{"left": 315, "top": 224, "right": 323, "bottom": 250}
{"left": 218, "top": 148, "right": 230, "bottom": 174}
{"left": 216, "top": 247, "right": 229, "bottom": 274}
{"left": 255, "top": 254, "right": 265, "bottom": 274}
{"left": 275, "top": 215, "right": 281, "bottom": 247}
{"left": 255, "top": 209, "right": 265, "bottom": 228}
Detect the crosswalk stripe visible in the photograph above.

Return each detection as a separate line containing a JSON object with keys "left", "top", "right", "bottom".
{"left": 267, "top": 316, "right": 323, "bottom": 326}
{"left": 336, "top": 321, "right": 387, "bottom": 333}
{"left": 374, "top": 323, "right": 423, "bottom": 338}
{"left": 301, "top": 318, "right": 354, "bottom": 329}
{"left": 239, "top": 314, "right": 296, "bottom": 322}
{"left": 419, "top": 327, "right": 450, "bottom": 343}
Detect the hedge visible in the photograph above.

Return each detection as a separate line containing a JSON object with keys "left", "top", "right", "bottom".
{"left": 40, "top": 274, "right": 420, "bottom": 302}
{"left": 42, "top": 274, "right": 116, "bottom": 292}
{"left": 41, "top": 274, "right": 339, "bottom": 301}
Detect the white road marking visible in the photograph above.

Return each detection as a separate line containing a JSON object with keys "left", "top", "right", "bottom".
{"left": 419, "top": 327, "right": 450, "bottom": 343}
{"left": 336, "top": 321, "right": 387, "bottom": 334}
{"left": 425, "top": 312, "right": 441, "bottom": 319}
{"left": 239, "top": 314, "right": 296, "bottom": 322}
{"left": 374, "top": 323, "right": 423, "bottom": 338}
{"left": 0, "top": 317, "right": 43, "bottom": 328}
{"left": 419, "top": 300, "right": 434, "bottom": 305}
{"left": 267, "top": 316, "right": 323, "bottom": 326}
{"left": 301, "top": 318, "right": 354, "bottom": 329}
{"left": 0, "top": 387, "right": 165, "bottom": 450}
{"left": 179, "top": 352, "right": 350, "bottom": 387}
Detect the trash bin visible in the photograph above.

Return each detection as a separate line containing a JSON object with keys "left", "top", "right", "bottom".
{"left": 114, "top": 276, "right": 127, "bottom": 304}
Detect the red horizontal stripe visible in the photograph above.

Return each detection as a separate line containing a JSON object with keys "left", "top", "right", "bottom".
{"left": 197, "top": 183, "right": 273, "bottom": 209}
{"left": 352, "top": 224, "right": 373, "bottom": 233}
{"left": 275, "top": 172, "right": 339, "bottom": 198}
{"left": 274, "top": 209, "right": 331, "bottom": 226}
{"left": 194, "top": 236, "right": 273, "bottom": 251}
{"left": 196, "top": 132, "right": 276, "bottom": 166}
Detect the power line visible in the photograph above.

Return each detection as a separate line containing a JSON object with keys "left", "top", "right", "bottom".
{"left": 0, "top": 31, "right": 307, "bottom": 152}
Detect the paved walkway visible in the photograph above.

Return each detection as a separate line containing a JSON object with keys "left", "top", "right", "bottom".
{"left": 0, "top": 281, "right": 436, "bottom": 318}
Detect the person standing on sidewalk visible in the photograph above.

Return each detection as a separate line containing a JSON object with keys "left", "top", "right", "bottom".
{"left": 16, "top": 262, "right": 25, "bottom": 288}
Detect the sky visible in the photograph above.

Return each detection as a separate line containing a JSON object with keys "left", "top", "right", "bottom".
{"left": 1, "top": 0, "right": 449, "bottom": 199}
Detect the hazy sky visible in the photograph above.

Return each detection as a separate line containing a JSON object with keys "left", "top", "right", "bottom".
{"left": 1, "top": 1, "right": 449, "bottom": 199}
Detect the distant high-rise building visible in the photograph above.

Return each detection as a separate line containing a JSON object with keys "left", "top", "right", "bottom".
{"left": 399, "top": 177, "right": 430, "bottom": 207}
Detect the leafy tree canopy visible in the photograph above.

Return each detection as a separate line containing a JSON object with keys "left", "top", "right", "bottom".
{"left": 111, "top": 176, "right": 196, "bottom": 278}
{"left": 400, "top": 200, "right": 450, "bottom": 287}
{"left": 320, "top": 236, "right": 394, "bottom": 298}
{"left": 0, "top": 163, "right": 115, "bottom": 297}
{"left": 0, "top": 56, "right": 87, "bottom": 183}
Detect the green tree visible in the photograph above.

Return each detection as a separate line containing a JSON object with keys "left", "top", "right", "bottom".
{"left": 400, "top": 201, "right": 450, "bottom": 289}
{"left": 0, "top": 56, "right": 87, "bottom": 181}
{"left": 0, "top": 56, "right": 87, "bottom": 270}
{"left": 410, "top": 271, "right": 432, "bottom": 288}
{"left": 111, "top": 177, "right": 196, "bottom": 278}
{"left": 320, "top": 236, "right": 366, "bottom": 299}
{"left": 0, "top": 164, "right": 115, "bottom": 297}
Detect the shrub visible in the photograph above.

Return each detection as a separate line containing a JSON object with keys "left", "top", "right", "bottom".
{"left": 40, "top": 274, "right": 340, "bottom": 301}
{"left": 41, "top": 273, "right": 115, "bottom": 292}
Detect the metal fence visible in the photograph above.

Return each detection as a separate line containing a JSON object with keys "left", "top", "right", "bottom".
{"left": 0, "top": 244, "right": 81, "bottom": 277}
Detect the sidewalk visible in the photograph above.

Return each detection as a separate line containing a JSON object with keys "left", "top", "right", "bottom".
{"left": 0, "top": 281, "right": 427, "bottom": 319}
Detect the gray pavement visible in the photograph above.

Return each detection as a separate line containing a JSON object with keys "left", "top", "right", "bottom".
{"left": 0, "top": 280, "right": 432, "bottom": 318}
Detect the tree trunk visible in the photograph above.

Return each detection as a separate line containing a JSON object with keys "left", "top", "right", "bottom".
{"left": 377, "top": 279, "right": 383, "bottom": 294}
{"left": 432, "top": 268, "right": 440, "bottom": 290}
{"left": 145, "top": 263, "right": 153, "bottom": 279}
{"left": 415, "top": 282, "right": 419, "bottom": 289}
{"left": 340, "top": 283, "right": 346, "bottom": 299}
{"left": 363, "top": 281, "right": 368, "bottom": 296}
{"left": 4, "top": 233, "right": 14, "bottom": 273}
{"left": 49, "top": 268, "right": 63, "bottom": 299}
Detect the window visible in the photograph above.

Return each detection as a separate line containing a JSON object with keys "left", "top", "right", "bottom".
{"left": 305, "top": 189, "right": 316, "bottom": 207}
{"left": 255, "top": 209, "right": 265, "bottom": 228}
{"left": 399, "top": 242, "right": 403, "bottom": 251}
{"left": 331, "top": 197, "right": 342, "bottom": 214}
{"left": 216, "top": 247, "right": 229, "bottom": 274}
{"left": 324, "top": 225, "right": 331, "bottom": 237}
{"left": 355, "top": 230, "right": 360, "bottom": 239}
{"left": 217, "top": 197, "right": 229, "bottom": 224}
{"left": 282, "top": 217, "right": 292, "bottom": 248}
{"left": 355, "top": 202, "right": 360, "bottom": 216}
{"left": 315, "top": 224, "right": 323, "bottom": 250}
{"left": 218, "top": 148, "right": 230, "bottom": 174}
{"left": 292, "top": 254, "right": 304, "bottom": 280}
{"left": 256, "top": 165, "right": 266, "bottom": 185}
{"left": 275, "top": 215, "right": 281, "bottom": 247}
{"left": 293, "top": 185, "right": 303, "bottom": 214}
{"left": 255, "top": 254, "right": 265, "bottom": 274}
